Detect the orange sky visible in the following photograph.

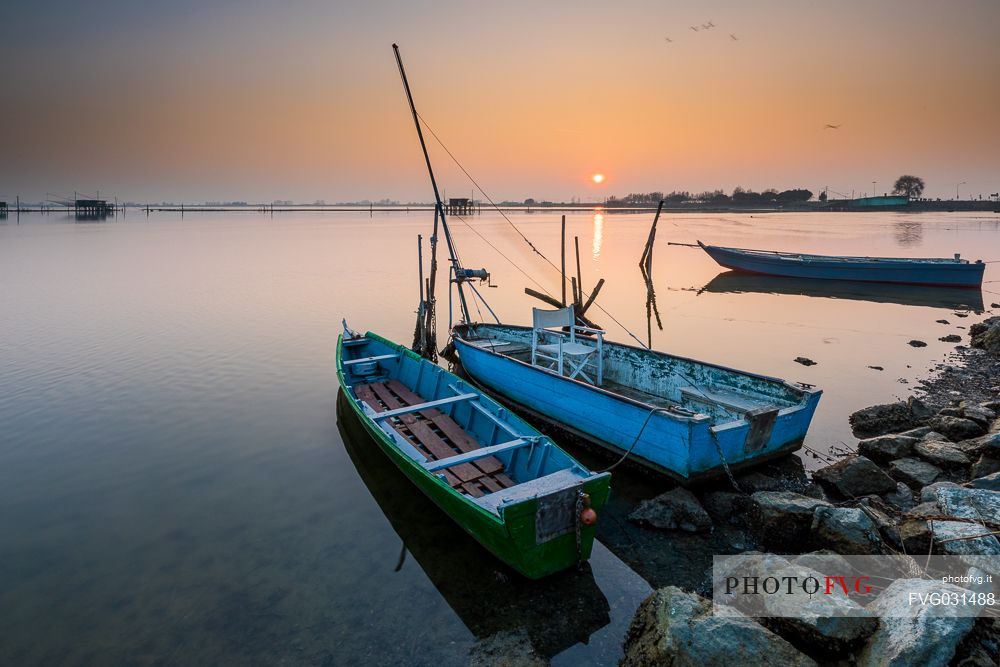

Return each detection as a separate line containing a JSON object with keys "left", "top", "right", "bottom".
{"left": 1, "top": 0, "right": 998, "bottom": 202}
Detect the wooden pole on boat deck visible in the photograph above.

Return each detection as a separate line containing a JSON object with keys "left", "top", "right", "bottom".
{"left": 560, "top": 215, "right": 567, "bottom": 306}
{"left": 417, "top": 234, "right": 425, "bottom": 303}
{"left": 571, "top": 277, "right": 579, "bottom": 308}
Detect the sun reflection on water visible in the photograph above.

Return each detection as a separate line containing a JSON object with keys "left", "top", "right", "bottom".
{"left": 592, "top": 213, "right": 604, "bottom": 259}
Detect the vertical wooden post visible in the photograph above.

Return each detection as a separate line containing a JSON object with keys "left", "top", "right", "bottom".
{"left": 560, "top": 214, "right": 567, "bottom": 306}
{"left": 574, "top": 235, "right": 583, "bottom": 300}
{"left": 640, "top": 199, "right": 665, "bottom": 269}
{"left": 571, "top": 277, "right": 578, "bottom": 309}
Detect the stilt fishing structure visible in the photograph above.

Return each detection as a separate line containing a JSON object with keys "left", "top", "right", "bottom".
{"left": 522, "top": 215, "right": 605, "bottom": 330}
{"left": 639, "top": 201, "right": 664, "bottom": 346}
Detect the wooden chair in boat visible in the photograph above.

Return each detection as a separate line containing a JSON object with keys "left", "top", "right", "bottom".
{"left": 530, "top": 306, "right": 605, "bottom": 385}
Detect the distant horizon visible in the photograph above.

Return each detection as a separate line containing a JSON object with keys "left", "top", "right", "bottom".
{"left": 2, "top": 1, "right": 997, "bottom": 204}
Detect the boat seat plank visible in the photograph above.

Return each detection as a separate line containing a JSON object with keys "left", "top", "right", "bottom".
{"left": 679, "top": 386, "right": 766, "bottom": 413}
{"left": 372, "top": 393, "right": 478, "bottom": 421}
{"left": 385, "top": 380, "right": 507, "bottom": 478}
{"left": 367, "top": 383, "right": 483, "bottom": 483}
{"left": 422, "top": 439, "right": 528, "bottom": 472}
{"left": 343, "top": 353, "right": 399, "bottom": 366}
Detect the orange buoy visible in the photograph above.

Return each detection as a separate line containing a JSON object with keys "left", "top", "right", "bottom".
{"left": 580, "top": 507, "right": 598, "bottom": 526}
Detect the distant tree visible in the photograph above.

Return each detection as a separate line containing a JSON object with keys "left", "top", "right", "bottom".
{"left": 892, "top": 175, "right": 925, "bottom": 199}
{"left": 775, "top": 189, "right": 814, "bottom": 202}
{"left": 665, "top": 191, "right": 692, "bottom": 203}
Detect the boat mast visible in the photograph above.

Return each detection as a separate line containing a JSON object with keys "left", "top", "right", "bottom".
{"left": 392, "top": 44, "right": 472, "bottom": 326}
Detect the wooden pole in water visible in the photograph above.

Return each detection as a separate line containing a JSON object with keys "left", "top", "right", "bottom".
{"left": 560, "top": 215, "right": 566, "bottom": 306}
{"left": 574, "top": 235, "right": 583, "bottom": 301}
{"left": 639, "top": 199, "right": 665, "bottom": 269}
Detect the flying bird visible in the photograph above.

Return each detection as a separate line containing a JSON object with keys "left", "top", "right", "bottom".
{"left": 690, "top": 25, "right": 700, "bottom": 32}
{"left": 824, "top": 123, "right": 842, "bottom": 130}
{"left": 703, "top": 20, "right": 715, "bottom": 29}
{"left": 664, "top": 36, "right": 673, "bottom": 43}
{"left": 730, "top": 33, "right": 739, "bottom": 41}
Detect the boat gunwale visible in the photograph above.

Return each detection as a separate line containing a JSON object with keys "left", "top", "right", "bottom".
{"left": 453, "top": 323, "right": 820, "bottom": 424}
{"left": 336, "top": 332, "right": 604, "bottom": 522}
{"left": 699, "top": 240, "right": 982, "bottom": 266}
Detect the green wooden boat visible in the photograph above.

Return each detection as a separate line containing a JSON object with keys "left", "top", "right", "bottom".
{"left": 336, "top": 327, "right": 611, "bottom": 579}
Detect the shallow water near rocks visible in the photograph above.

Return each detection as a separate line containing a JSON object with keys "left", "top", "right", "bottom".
{"left": 1, "top": 210, "right": 997, "bottom": 664}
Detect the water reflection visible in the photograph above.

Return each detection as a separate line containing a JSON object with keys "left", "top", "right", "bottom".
{"left": 591, "top": 214, "right": 603, "bottom": 259}
{"left": 893, "top": 220, "right": 923, "bottom": 246}
{"left": 701, "top": 271, "right": 985, "bottom": 311}
{"left": 336, "top": 391, "right": 612, "bottom": 659}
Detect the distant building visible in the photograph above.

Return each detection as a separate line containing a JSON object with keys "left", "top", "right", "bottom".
{"left": 849, "top": 195, "right": 909, "bottom": 208}
{"left": 447, "top": 197, "right": 474, "bottom": 215}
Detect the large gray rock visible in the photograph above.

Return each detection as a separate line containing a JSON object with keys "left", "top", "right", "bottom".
{"left": 950, "top": 432, "right": 1000, "bottom": 459}
{"left": 913, "top": 439, "right": 972, "bottom": 468}
{"left": 928, "top": 415, "right": 987, "bottom": 442}
{"left": 849, "top": 398, "right": 932, "bottom": 438}
{"left": 620, "top": 586, "right": 817, "bottom": 667}
{"left": 812, "top": 455, "right": 897, "bottom": 498}
{"left": 935, "top": 486, "right": 1000, "bottom": 522}
{"left": 810, "top": 506, "right": 883, "bottom": 554}
{"left": 889, "top": 457, "right": 942, "bottom": 488}
{"left": 968, "top": 471, "right": 1000, "bottom": 491}
{"left": 969, "top": 316, "right": 1000, "bottom": 354}
{"left": 857, "top": 579, "right": 977, "bottom": 667}
{"left": 959, "top": 401, "right": 997, "bottom": 429}
{"left": 857, "top": 434, "right": 917, "bottom": 463}
{"left": 931, "top": 521, "right": 1000, "bottom": 557}
{"left": 920, "top": 481, "right": 961, "bottom": 503}
{"left": 629, "top": 487, "right": 713, "bottom": 533}
{"left": 762, "top": 563, "right": 878, "bottom": 655}
{"left": 750, "top": 492, "right": 831, "bottom": 551}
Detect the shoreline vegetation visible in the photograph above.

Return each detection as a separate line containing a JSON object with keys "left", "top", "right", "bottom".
{"left": 9, "top": 200, "right": 997, "bottom": 215}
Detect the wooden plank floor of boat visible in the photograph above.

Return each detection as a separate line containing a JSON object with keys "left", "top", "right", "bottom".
{"left": 354, "top": 380, "right": 515, "bottom": 497}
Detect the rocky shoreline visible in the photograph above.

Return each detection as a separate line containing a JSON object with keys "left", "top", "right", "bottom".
{"left": 613, "top": 316, "right": 1000, "bottom": 667}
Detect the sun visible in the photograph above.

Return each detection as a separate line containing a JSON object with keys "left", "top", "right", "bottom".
{"left": 591, "top": 173, "right": 605, "bottom": 184}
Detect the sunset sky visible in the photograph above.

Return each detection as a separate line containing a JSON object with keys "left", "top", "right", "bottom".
{"left": 2, "top": 0, "right": 998, "bottom": 203}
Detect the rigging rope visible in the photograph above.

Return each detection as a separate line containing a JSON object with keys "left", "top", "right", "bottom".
{"left": 418, "top": 114, "right": 649, "bottom": 348}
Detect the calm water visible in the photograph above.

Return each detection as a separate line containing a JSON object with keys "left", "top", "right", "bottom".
{"left": 1, "top": 209, "right": 998, "bottom": 665}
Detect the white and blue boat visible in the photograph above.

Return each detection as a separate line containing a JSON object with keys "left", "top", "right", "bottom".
{"left": 698, "top": 241, "right": 986, "bottom": 288}
{"left": 452, "top": 311, "right": 822, "bottom": 482}
{"left": 389, "top": 44, "right": 822, "bottom": 483}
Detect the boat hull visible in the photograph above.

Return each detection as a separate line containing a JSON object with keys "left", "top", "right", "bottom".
{"left": 453, "top": 326, "right": 821, "bottom": 482}
{"left": 701, "top": 244, "right": 986, "bottom": 288}
{"left": 337, "top": 333, "right": 611, "bottom": 579}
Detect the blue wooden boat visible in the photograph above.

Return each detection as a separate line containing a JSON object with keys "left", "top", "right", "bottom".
{"left": 451, "top": 320, "right": 822, "bottom": 482}
{"left": 337, "top": 327, "right": 611, "bottom": 579}
{"left": 698, "top": 241, "right": 986, "bottom": 288}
